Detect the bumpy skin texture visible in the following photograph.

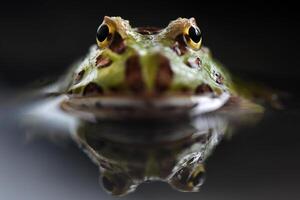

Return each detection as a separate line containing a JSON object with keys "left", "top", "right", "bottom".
{"left": 67, "top": 16, "right": 234, "bottom": 97}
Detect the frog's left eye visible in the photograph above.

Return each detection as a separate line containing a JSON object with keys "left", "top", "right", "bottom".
{"left": 183, "top": 25, "right": 202, "bottom": 50}
{"left": 96, "top": 23, "right": 114, "bottom": 48}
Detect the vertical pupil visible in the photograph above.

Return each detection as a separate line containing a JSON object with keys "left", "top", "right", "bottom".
{"left": 97, "top": 25, "right": 109, "bottom": 42}
{"left": 188, "top": 26, "right": 201, "bottom": 43}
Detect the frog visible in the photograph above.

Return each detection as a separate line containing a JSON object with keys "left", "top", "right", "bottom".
{"left": 22, "top": 16, "right": 269, "bottom": 196}
{"left": 57, "top": 16, "right": 265, "bottom": 120}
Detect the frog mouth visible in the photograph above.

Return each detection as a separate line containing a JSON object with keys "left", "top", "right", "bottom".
{"left": 60, "top": 92, "right": 231, "bottom": 121}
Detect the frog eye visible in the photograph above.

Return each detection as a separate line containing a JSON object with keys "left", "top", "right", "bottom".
{"left": 168, "top": 163, "right": 205, "bottom": 192}
{"left": 96, "top": 23, "right": 114, "bottom": 48}
{"left": 188, "top": 165, "right": 206, "bottom": 188}
{"left": 183, "top": 25, "right": 202, "bottom": 50}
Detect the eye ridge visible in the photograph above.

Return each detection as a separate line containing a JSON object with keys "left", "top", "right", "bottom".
{"left": 188, "top": 26, "right": 202, "bottom": 43}
{"left": 97, "top": 24, "right": 109, "bottom": 42}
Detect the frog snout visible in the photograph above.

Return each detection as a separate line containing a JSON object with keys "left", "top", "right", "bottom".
{"left": 125, "top": 53, "right": 173, "bottom": 94}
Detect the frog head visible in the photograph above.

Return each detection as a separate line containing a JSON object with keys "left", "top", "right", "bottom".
{"left": 67, "top": 16, "right": 231, "bottom": 97}
{"left": 62, "top": 16, "right": 233, "bottom": 119}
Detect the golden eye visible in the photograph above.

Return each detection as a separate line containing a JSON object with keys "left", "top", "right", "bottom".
{"left": 183, "top": 25, "right": 202, "bottom": 50}
{"left": 188, "top": 164, "right": 205, "bottom": 187}
{"left": 96, "top": 23, "right": 114, "bottom": 48}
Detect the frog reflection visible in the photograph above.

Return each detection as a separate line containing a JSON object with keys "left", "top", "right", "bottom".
{"left": 72, "top": 114, "right": 229, "bottom": 196}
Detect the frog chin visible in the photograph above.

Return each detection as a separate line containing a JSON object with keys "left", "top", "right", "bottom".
{"left": 60, "top": 92, "right": 231, "bottom": 121}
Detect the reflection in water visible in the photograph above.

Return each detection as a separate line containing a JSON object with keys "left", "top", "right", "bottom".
{"left": 17, "top": 95, "right": 263, "bottom": 196}
{"left": 72, "top": 115, "right": 228, "bottom": 196}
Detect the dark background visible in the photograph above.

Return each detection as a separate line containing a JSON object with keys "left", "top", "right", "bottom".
{"left": 0, "top": 0, "right": 299, "bottom": 93}
{"left": 0, "top": 1, "right": 300, "bottom": 200}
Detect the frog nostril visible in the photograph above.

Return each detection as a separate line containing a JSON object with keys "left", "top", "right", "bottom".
{"left": 96, "top": 55, "right": 112, "bottom": 68}
{"left": 74, "top": 70, "right": 85, "bottom": 84}
{"left": 186, "top": 57, "right": 202, "bottom": 69}
{"left": 125, "top": 55, "right": 145, "bottom": 93}
{"left": 155, "top": 55, "right": 173, "bottom": 93}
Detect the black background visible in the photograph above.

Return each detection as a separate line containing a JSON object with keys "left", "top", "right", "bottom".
{"left": 0, "top": 0, "right": 299, "bottom": 94}
{"left": 0, "top": 1, "right": 300, "bottom": 200}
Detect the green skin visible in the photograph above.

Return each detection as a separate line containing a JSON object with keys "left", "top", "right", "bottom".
{"left": 67, "top": 16, "right": 234, "bottom": 97}
{"left": 57, "top": 16, "right": 267, "bottom": 122}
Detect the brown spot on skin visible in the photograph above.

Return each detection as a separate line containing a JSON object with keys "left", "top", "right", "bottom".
{"left": 83, "top": 82, "right": 103, "bottom": 96}
{"left": 171, "top": 35, "right": 188, "bottom": 56}
{"left": 96, "top": 55, "right": 112, "bottom": 68}
{"left": 74, "top": 70, "right": 85, "bottom": 84}
{"left": 186, "top": 57, "right": 202, "bottom": 69}
{"left": 125, "top": 55, "right": 145, "bottom": 93}
{"left": 155, "top": 55, "right": 173, "bottom": 93}
{"left": 109, "top": 32, "right": 126, "bottom": 54}
{"left": 136, "top": 27, "right": 161, "bottom": 35}
{"left": 195, "top": 84, "right": 213, "bottom": 95}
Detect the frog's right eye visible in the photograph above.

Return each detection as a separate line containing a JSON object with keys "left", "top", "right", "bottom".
{"left": 96, "top": 24, "right": 114, "bottom": 48}
{"left": 183, "top": 25, "right": 202, "bottom": 50}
